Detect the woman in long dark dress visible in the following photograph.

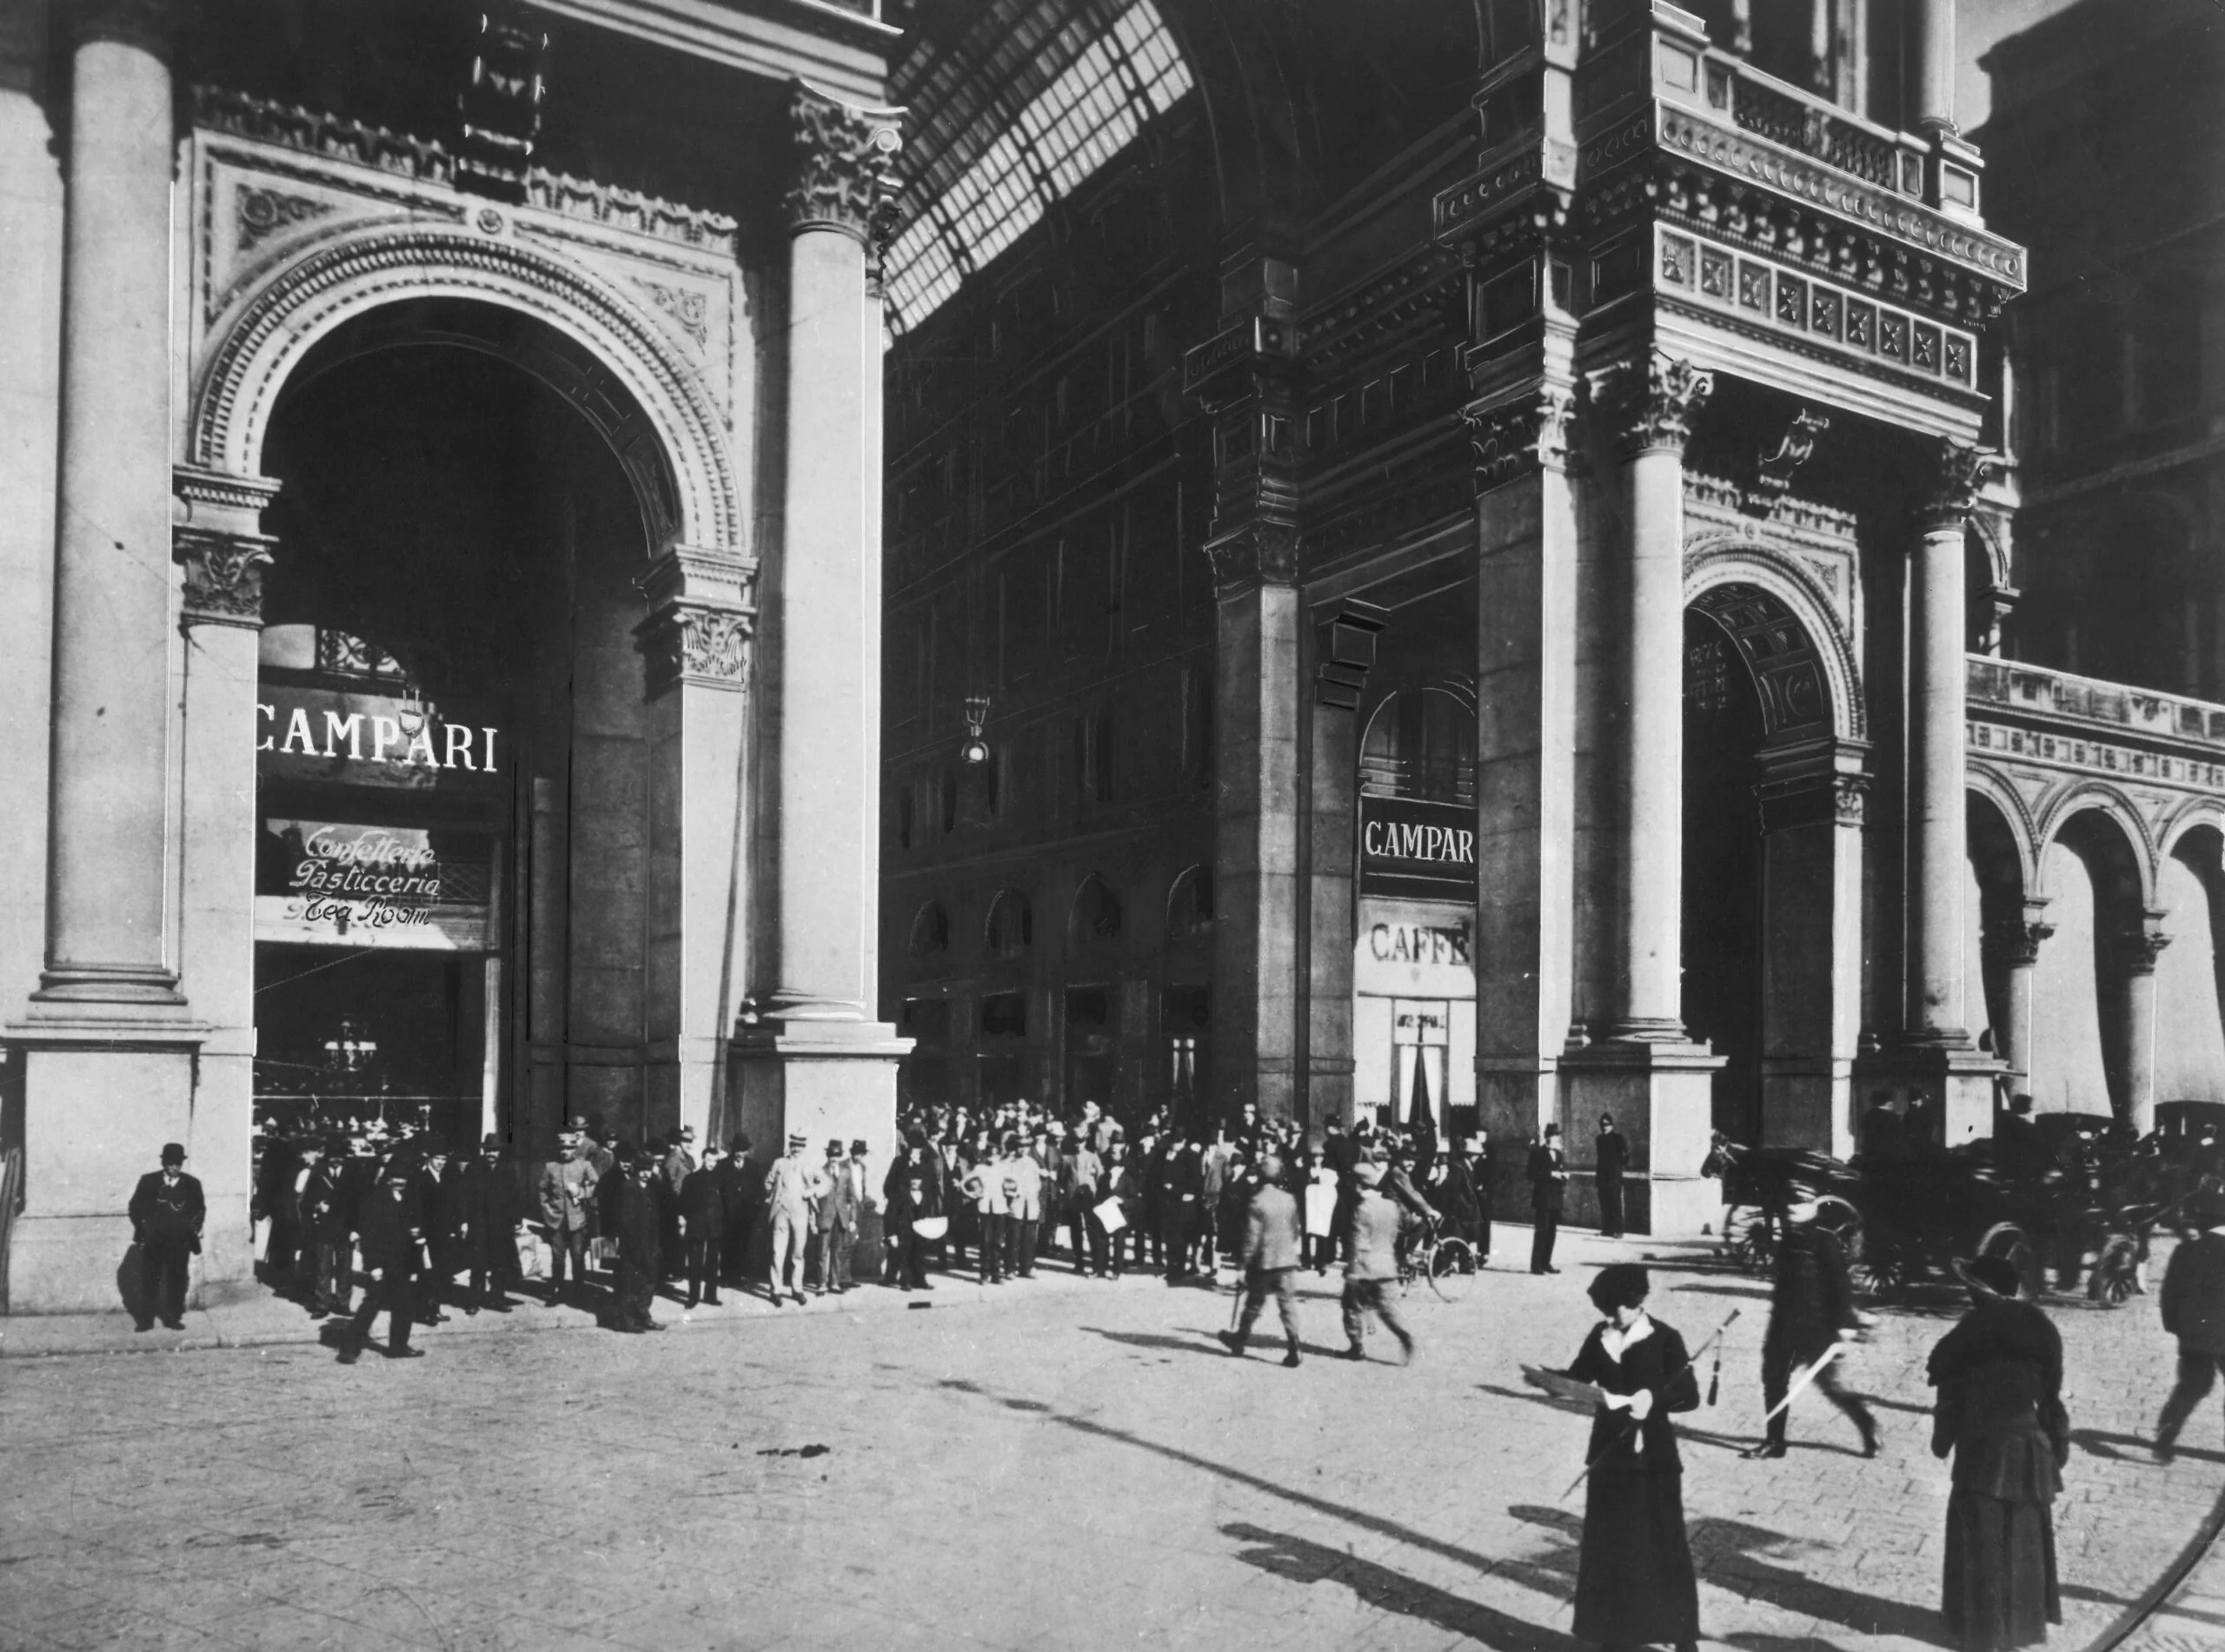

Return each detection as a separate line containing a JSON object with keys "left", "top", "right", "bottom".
{"left": 1564, "top": 1263, "right": 1702, "bottom": 1652}
{"left": 1929, "top": 1255, "right": 2069, "bottom": 1651}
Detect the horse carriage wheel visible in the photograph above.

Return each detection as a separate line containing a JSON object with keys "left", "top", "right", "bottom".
{"left": 1976, "top": 1221, "right": 2042, "bottom": 1297}
{"left": 1812, "top": 1195, "right": 1864, "bottom": 1264}
{"left": 1734, "top": 1216, "right": 1777, "bottom": 1275}
{"left": 2089, "top": 1235, "right": 2141, "bottom": 1308}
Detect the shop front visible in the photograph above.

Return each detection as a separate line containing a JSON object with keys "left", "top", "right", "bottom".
{"left": 1353, "top": 793, "right": 1478, "bottom": 1138}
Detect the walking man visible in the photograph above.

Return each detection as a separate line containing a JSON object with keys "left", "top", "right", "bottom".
{"left": 128, "top": 1143, "right": 204, "bottom": 1332}
{"left": 1595, "top": 1113, "right": 1629, "bottom": 1239}
{"left": 1219, "top": 1148, "right": 1305, "bottom": 1367}
{"left": 300, "top": 1138, "right": 351, "bottom": 1317}
{"left": 2155, "top": 1191, "right": 2225, "bottom": 1461}
{"left": 537, "top": 1130, "right": 600, "bottom": 1306}
{"left": 765, "top": 1132, "right": 820, "bottom": 1305}
{"left": 1528, "top": 1123, "right": 1568, "bottom": 1274}
{"left": 342, "top": 1164, "right": 425, "bottom": 1362}
{"left": 1341, "top": 1157, "right": 1416, "bottom": 1363}
{"left": 1745, "top": 1199, "right": 1878, "bottom": 1459}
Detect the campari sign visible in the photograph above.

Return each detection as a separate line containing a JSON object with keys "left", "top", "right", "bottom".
{"left": 256, "top": 684, "right": 498, "bottom": 790}
{"left": 1358, "top": 793, "right": 1477, "bottom": 899}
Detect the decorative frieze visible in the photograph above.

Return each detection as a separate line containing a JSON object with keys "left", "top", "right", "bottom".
{"left": 235, "top": 183, "right": 335, "bottom": 253}
{"left": 1656, "top": 225, "right": 1979, "bottom": 392}
{"left": 786, "top": 81, "right": 904, "bottom": 243}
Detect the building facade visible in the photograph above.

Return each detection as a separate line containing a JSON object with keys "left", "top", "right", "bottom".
{"left": 0, "top": 0, "right": 909, "bottom": 1311}
{"left": 878, "top": 0, "right": 2225, "bottom": 1231}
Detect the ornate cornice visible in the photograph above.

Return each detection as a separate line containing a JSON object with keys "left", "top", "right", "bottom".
{"left": 786, "top": 80, "right": 904, "bottom": 244}
{"left": 1463, "top": 387, "right": 1577, "bottom": 493}
{"left": 1916, "top": 438, "right": 2002, "bottom": 532}
{"left": 1596, "top": 354, "right": 1713, "bottom": 458}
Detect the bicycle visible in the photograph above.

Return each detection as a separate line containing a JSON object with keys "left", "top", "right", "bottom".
{"left": 1396, "top": 1216, "right": 1479, "bottom": 1304}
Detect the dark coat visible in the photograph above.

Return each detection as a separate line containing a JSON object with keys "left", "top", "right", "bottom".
{"left": 1766, "top": 1226, "right": 1860, "bottom": 1360}
{"left": 129, "top": 1171, "right": 205, "bottom": 1247}
{"left": 299, "top": 1161, "right": 350, "bottom": 1244}
{"left": 1156, "top": 1149, "right": 1203, "bottom": 1217}
{"left": 2161, "top": 1231, "right": 2225, "bottom": 1357}
{"left": 336, "top": 1158, "right": 378, "bottom": 1231}
{"left": 613, "top": 1174, "right": 661, "bottom": 1262}
{"left": 710, "top": 1158, "right": 755, "bottom": 1225}
{"left": 415, "top": 1164, "right": 462, "bottom": 1245}
{"left": 1565, "top": 1316, "right": 1703, "bottom": 1648}
{"left": 679, "top": 1165, "right": 724, "bottom": 1231}
{"left": 355, "top": 1186, "right": 423, "bottom": 1274}
{"left": 1433, "top": 1153, "right": 1481, "bottom": 1224}
{"left": 1527, "top": 1144, "right": 1567, "bottom": 1215}
{"left": 459, "top": 1159, "right": 521, "bottom": 1259}
{"left": 1596, "top": 1130, "right": 1629, "bottom": 1182}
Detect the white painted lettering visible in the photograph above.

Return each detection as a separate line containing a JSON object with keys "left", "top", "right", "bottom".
{"left": 322, "top": 712, "right": 364, "bottom": 760}
{"left": 256, "top": 704, "right": 276, "bottom": 752}
{"left": 444, "top": 723, "right": 475, "bottom": 771}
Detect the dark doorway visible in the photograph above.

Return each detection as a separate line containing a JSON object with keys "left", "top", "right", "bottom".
{"left": 1682, "top": 610, "right": 1766, "bottom": 1141}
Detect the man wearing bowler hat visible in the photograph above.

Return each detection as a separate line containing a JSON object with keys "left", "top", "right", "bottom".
{"left": 343, "top": 1163, "right": 427, "bottom": 1361}
{"left": 765, "top": 1131, "right": 822, "bottom": 1306}
{"left": 1527, "top": 1123, "right": 1568, "bottom": 1275}
{"left": 462, "top": 1133, "right": 524, "bottom": 1312}
{"left": 128, "top": 1143, "right": 204, "bottom": 1331}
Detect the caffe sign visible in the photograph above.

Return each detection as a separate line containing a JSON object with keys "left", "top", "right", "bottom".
{"left": 1359, "top": 794, "right": 1476, "bottom": 899}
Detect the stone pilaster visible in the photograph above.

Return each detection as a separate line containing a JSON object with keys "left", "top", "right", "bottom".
{"left": 732, "top": 81, "right": 910, "bottom": 1170}
{"left": 2117, "top": 916, "right": 2172, "bottom": 1138}
{"left": 1981, "top": 899, "right": 2053, "bottom": 1091}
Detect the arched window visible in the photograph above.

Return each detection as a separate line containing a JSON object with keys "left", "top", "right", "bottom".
{"left": 985, "top": 888, "right": 1034, "bottom": 958}
{"left": 1166, "top": 864, "right": 1214, "bottom": 941}
{"left": 1358, "top": 687, "right": 1478, "bottom": 805}
{"left": 1068, "top": 873, "right": 1124, "bottom": 951}
{"left": 907, "top": 901, "right": 950, "bottom": 961}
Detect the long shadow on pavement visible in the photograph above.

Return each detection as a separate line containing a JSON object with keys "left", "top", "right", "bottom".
{"left": 2074, "top": 1424, "right": 2223, "bottom": 1464}
{"left": 1220, "top": 1521, "right": 1583, "bottom": 1652}
{"left": 1505, "top": 1504, "right": 1949, "bottom": 1646}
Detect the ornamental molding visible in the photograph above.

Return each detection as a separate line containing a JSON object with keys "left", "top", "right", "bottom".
{"left": 1685, "top": 471, "right": 1857, "bottom": 553}
{"left": 235, "top": 183, "right": 336, "bottom": 253}
{"left": 1969, "top": 721, "right": 2225, "bottom": 804}
{"left": 785, "top": 79, "right": 904, "bottom": 243}
{"left": 174, "top": 528, "right": 274, "bottom": 627}
{"left": 636, "top": 603, "right": 754, "bottom": 693}
{"left": 1463, "top": 388, "right": 1577, "bottom": 492}
{"left": 2118, "top": 925, "right": 2174, "bottom": 977}
{"left": 1593, "top": 352, "right": 1712, "bottom": 457}
{"left": 1916, "top": 438, "right": 2002, "bottom": 530}
{"left": 189, "top": 224, "right": 742, "bottom": 554}
{"left": 1201, "top": 522, "right": 1299, "bottom": 597}
{"left": 1684, "top": 541, "right": 1866, "bottom": 741}
{"left": 1984, "top": 919, "right": 2056, "bottom": 969}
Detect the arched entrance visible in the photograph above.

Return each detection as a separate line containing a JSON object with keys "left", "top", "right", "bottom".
{"left": 1680, "top": 574, "right": 1863, "bottom": 1152}
{"left": 249, "top": 299, "right": 676, "bottom": 1160}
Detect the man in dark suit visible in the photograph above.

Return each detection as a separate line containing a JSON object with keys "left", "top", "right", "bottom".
{"left": 1323, "top": 1117, "right": 1362, "bottom": 1265}
{"left": 128, "top": 1143, "right": 205, "bottom": 1331}
{"left": 343, "top": 1164, "right": 426, "bottom": 1361}
{"left": 1594, "top": 1114, "right": 1630, "bottom": 1239}
{"left": 679, "top": 1143, "right": 727, "bottom": 1308}
{"left": 331, "top": 1131, "right": 380, "bottom": 1315}
{"left": 714, "top": 1134, "right": 757, "bottom": 1290}
{"left": 414, "top": 1142, "right": 462, "bottom": 1326}
{"left": 1157, "top": 1135, "right": 1205, "bottom": 1284}
{"left": 611, "top": 1144, "right": 665, "bottom": 1333}
{"left": 1527, "top": 1124, "right": 1567, "bottom": 1275}
{"left": 297, "top": 1138, "right": 350, "bottom": 1316}
{"left": 460, "top": 1133, "right": 522, "bottom": 1312}
{"left": 2155, "top": 1192, "right": 2225, "bottom": 1461}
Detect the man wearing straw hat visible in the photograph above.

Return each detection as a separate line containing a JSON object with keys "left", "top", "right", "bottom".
{"left": 764, "top": 1131, "right": 821, "bottom": 1306}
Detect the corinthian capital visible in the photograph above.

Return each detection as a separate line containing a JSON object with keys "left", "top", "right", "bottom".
{"left": 173, "top": 465, "right": 280, "bottom": 627}
{"left": 786, "top": 79, "right": 905, "bottom": 244}
{"left": 1916, "top": 438, "right": 2003, "bottom": 532}
{"left": 1597, "top": 354, "right": 1714, "bottom": 459}
{"left": 1463, "top": 387, "right": 1577, "bottom": 494}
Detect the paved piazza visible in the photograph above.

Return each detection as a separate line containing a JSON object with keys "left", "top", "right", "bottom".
{"left": 3, "top": 1237, "right": 2221, "bottom": 1652}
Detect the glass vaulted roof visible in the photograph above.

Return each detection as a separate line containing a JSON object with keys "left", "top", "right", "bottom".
{"left": 883, "top": 0, "right": 1193, "bottom": 335}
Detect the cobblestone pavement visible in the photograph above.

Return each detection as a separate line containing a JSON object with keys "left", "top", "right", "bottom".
{"left": 3, "top": 1232, "right": 2221, "bottom": 1652}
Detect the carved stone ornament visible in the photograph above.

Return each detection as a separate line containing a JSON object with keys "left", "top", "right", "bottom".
{"left": 637, "top": 603, "right": 754, "bottom": 693}
{"left": 1916, "top": 437, "right": 2002, "bottom": 530}
{"left": 786, "top": 81, "right": 905, "bottom": 243}
{"left": 174, "top": 527, "right": 275, "bottom": 627}
{"left": 2119, "top": 926, "right": 2174, "bottom": 977}
{"left": 1988, "top": 919, "right": 2055, "bottom": 969}
{"left": 1201, "top": 524, "right": 1299, "bottom": 597}
{"left": 1463, "top": 388, "right": 1577, "bottom": 494}
{"left": 1601, "top": 354, "right": 1715, "bottom": 458}
{"left": 236, "top": 183, "right": 336, "bottom": 254}
{"left": 1831, "top": 773, "right": 1869, "bottom": 826}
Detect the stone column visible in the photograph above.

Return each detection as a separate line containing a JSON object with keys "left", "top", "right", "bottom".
{"left": 635, "top": 547, "right": 757, "bottom": 1148}
{"left": 1755, "top": 743, "right": 1870, "bottom": 1158}
{"left": 172, "top": 467, "right": 281, "bottom": 1298}
{"left": 1611, "top": 355, "right": 1711, "bottom": 1042}
{"left": 2120, "top": 918, "right": 2171, "bottom": 1138}
{"left": 1467, "top": 387, "right": 1579, "bottom": 1168}
{"left": 1984, "top": 900, "right": 2053, "bottom": 1092}
{"left": 38, "top": 0, "right": 182, "bottom": 1008}
{"left": 1560, "top": 355, "right": 1723, "bottom": 1234}
{"left": 1907, "top": 0, "right": 1957, "bottom": 134}
{"left": 1207, "top": 535, "right": 1302, "bottom": 1124}
{"left": 733, "top": 81, "right": 910, "bottom": 1164}
{"left": 1896, "top": 438, "right": 2002, "bottom": 1144}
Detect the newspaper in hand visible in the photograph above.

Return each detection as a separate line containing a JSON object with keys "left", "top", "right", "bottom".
{"left": 1522, "top": 1364, "right": 1609, "bottom": 1410}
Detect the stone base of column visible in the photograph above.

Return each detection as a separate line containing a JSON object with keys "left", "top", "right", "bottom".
{"left": 1, "top": 1025, "right": 250, "bottom": 1314}
{"left": 1760, "top": 1055, "right": 1856, "bottom": 1158}
{"left": 1867, "top": 1038, "right": 2003, "bottom": 1150}
{"left": 730, "top": 1018, "right": 911, "bottom": 1168}
{"left": 1562, "top": 1038, "right": 1724, "bottom": 1237}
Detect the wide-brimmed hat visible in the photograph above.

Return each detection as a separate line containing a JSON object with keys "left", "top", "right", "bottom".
{"left": 1954, "top": 1255, "right": 2023, "bottom": 1299}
